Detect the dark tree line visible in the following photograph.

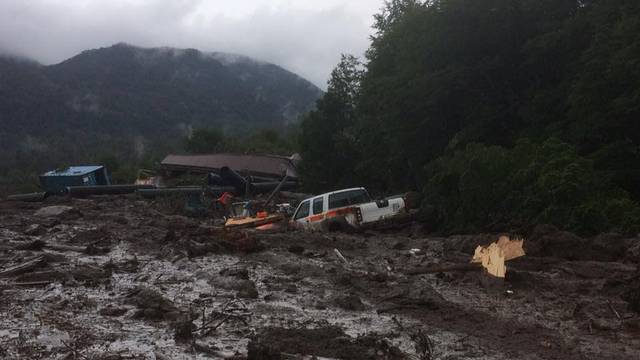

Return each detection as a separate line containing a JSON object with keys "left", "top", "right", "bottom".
{"left": 298, "top": 0, "right": 640, "bottom": 235}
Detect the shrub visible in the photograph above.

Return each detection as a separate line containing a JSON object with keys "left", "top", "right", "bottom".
{"left": 422, "top": 138, "right": 640, "bottom": 235}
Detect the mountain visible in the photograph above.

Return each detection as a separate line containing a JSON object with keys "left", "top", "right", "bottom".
{"left": 0, "top": 43, "right": 322, "bottom": 172}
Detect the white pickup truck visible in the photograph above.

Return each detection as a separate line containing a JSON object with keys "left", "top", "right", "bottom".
{"left": 291, "top": 187, "right": 407, "bottom": 230}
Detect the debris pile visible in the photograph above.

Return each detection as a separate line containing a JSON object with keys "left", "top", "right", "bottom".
{"left": 0, "top": 192, "right": 639, "bottom": 359}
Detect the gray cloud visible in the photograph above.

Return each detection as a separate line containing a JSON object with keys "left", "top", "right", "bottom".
{"left": 0, "top": 0, "right": 384, "bottom": 88}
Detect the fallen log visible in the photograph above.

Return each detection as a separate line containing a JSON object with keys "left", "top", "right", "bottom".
{"left": 334, "top": 248, "right": 349, "bottom": 265}
{"left": 137, "top": 187, "right": 203, "bottom": 198}
{"left": 12, "top": 240, "right": 46, "bottom": 251}
{"left": 46, "top": 244, "right": 89, "bottom": 253}
{"left": 6, "top": 192, "right": 47, "bottom": 202}
{"left": 187, "top": 240, "right": 222, "bottom": 257}
{"left": 13, "top": 281, "right": 52, "bottom": 287}
{"left": 0, "top": 256, "right": 46, "bottom": 277}
{"left": 65, "top": 184, "right": 154, "bottom": 197}
{"left": 404, "top": 263, "right": 481, "bottom": 275}
{"left": 10, "top": 241, "right": 108, "bottom": 254}
{"left": 15, "top": 270, "right": 66, "bottom": 283}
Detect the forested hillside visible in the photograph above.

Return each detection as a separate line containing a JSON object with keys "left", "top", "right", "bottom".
{"left": 0, "top": 44, "right": 321, "bottom": 192}
{"left": 299, "top": 0, "right": 640, "bottom": 235}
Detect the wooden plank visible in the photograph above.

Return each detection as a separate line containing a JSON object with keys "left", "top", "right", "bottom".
{"left": 0, "top": 256, "right": 46, "bottom": 277}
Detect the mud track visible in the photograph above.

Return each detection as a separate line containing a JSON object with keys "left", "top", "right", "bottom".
{"left": 0, "top": 196, "right": 639, "bottom": 359}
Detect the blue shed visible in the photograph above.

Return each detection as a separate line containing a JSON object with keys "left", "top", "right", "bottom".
{"left": 40, "top": 165, "right": 111, "bottom": 193}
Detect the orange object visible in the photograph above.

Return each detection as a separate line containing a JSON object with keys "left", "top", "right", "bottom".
{"left": 257, "top": 211, "right": 268, "bottom": 218}
{"left": 256, "top": 223, "right": 279, "bottom": 231}
{"left": 225, "top": 214, "right": 283, "bottom": 229}
{"left": 217, "top": 192, "right": 234, "bottom": 206}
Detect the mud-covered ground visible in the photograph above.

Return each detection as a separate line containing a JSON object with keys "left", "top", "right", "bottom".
{"left": 0, "top": 195, "right": 639, "bottom": 359}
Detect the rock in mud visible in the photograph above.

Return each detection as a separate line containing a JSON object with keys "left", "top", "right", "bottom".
{"left": 589, "top": 233, "right": 628, "bottom": 262}
{"left": 186, "top": 240, "right": 222, "bottom": 257}
{"left": 624, "top": 318, "right": 640, "bottom": 330}
{"left": 531, "top": 229, "right": 586, "bottom": 260}
{"left": 287, "top": 245, "right": 305, "bottom": 254}
{"left": 443, "top": 234, "right": 497, "bottom": 255}
{"left": 209, "top": 277, "right": 259, "bottom": 299}
{"left": 173, "top": 316, "right": 195, "bottom": 343}
{"left": 70, "top": 227, "right": 111, "bottom": 246}
{"left": 591, "top": 318, "right": 619, "bottom": 331}
{"left": 13, "top": 239, "right": 46, "bottom": 251}
{"left": 125, "top": 287, "right": 180, "bottom": 321}
{"left": 377, "top": 283, "right": 446, "bottom": 313}
{"left": 219, "top": 267, "right": 250, "bottom": 280}
{"left": 70, "top": 264, "right": 112, "bottom": 285}
{"left": 526, "top": 225, "right": 629, "bottom": 261}
{"left": 238, "top": 280, "right": 259, "bottom": 299}
{"left": 235, "top": 235, "right": 264, "bottom": 253}
{"left": 627, "top": 240, "right": 640, "bottom": 263}
{"left": 15, "top": 270, "right": 67, "bottom": 283}
{"left": 34, "top": 205, "right": 80, "bottom": 219}
{"left": 108, "top": 257, "right": 139, "bottom": 273}
{"left": 163, "top": 229, "right": 177, "bottom": 243}
{"left": 164, "top": 215, "right": 199, "bottom": 231}
{"left": 247, "top": 326, "right": 404, "bottom": 360}
{"left": 23, "top": 224, "right": 45, "bottom": 236}
{"left": 333, "top": 294, "right": 366, "bottom": 311}
{"left": 95, "top": 352, "right": 128, "bottom": 360}
{"left": 623, "top": 284, "right": 640, "bottom": 313}
{"left": 99, "top": 306, "right": 128, "bottom": 317}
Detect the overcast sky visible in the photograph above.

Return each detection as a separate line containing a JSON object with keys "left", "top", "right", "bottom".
{"left": 0, "top": 0, "right": 385, "bottom": 88}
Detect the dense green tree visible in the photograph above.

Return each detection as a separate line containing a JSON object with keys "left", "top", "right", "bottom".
{"left": 299, "top": 0, "right": 640, "bottom": 235}
{"left": 423, "top": 138, "right": 640, "bottom": 235}
{"left": 242, "top": 129, "right": 296, "bottom": 155}
{"left": 298, "top": 55, "right": 364, "bottom": 192}
{"left": 184, "top": 128, "right": 228, "bottom": 154}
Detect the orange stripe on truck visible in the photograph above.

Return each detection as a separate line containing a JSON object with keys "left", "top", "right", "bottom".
{"left": 325, "top": 207, "right": 355, "bottom": 219}
{"left": 309, "top": 214, "right": 325, "bottom": 222}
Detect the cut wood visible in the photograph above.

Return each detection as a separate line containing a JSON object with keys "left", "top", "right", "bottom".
{"left": 406, "top": 237, "right": 526, "bottom": 277}
{"left": 471, "top": 236, "right": 525, "bottom": 278}
{"left": 0, "top": 256, "right": 46, "bottom": 277}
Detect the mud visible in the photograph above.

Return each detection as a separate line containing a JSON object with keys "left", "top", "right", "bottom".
{"left": 247, "top": 326, "right": 404, "bottom": 360}
{"left": 0, "top": 196, "right": 639, "bottom": 359}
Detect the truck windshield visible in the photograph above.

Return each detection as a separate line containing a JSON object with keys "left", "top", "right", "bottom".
{"left": 328, "top": 189, "right": 371, "bottom": 209}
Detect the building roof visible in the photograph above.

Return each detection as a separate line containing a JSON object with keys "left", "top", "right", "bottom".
{"left": 160, "top": 154, "right": 299, "bottom": 179}
{"left": 42, "top": 166, "right": 104, "bottom": 177}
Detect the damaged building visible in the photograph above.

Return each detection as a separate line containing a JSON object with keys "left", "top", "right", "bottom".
{"left": 160, "top": 153, "right": 301, "bottom": 181}
{"left": 39, "top": 165, "right": 111, "bottom": 193}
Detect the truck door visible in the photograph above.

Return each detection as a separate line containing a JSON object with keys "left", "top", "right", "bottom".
{"left": 312, "top": 197, "right": 324, "bottom": 216}
{"left": 293, "top": 200, "right": 311, "bottom": 224}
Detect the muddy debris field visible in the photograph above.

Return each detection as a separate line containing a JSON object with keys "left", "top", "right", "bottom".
{"left": 0, "top": 195, "right": 639, "bottom": 359}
